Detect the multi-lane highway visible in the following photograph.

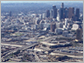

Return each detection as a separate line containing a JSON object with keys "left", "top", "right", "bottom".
{"left": 1, "top": 43, "right": 39, "bottom": 61}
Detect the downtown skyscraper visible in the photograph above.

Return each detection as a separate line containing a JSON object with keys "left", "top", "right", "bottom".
{"left": 52, "top": 5, "right": 57, "bottom": 18}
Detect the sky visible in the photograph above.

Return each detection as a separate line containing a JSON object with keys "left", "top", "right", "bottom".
{"left": 1, "top": 1, "right": 83, "bottom": 3}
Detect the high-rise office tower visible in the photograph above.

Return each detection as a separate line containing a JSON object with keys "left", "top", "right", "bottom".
{"left": 76, "top": 28, "right": 82, "bottom": 40}
{"left": 59, "top": 8, "right": 64, "bottom": 20}
{"left": 61, "top": 3, "right": 64, "bottom": 8}
{"left": 50, "top": 9, "right": 53, "bottom": 18}
{"left": 65, "top": 18, "right": 68, "bottom": 28}
{"left": 50, "top": 23, "right": 56, "bottom": 32}
{"left": 53, "top": 5, "right": 56, "bottom": 9}
{"left": 57, "top": 9, "right": 60, "bottom": 21}
{"left": 9, "top": 11, "right": 12, "bottom": 17}
{"left": 42, "top": 13, "right": 46, "bottom": 19}
{"left": 46, "top": 10, "right": 50, "bottom": 18}
{"left": 75, "top": 8, "right": 80, "bottom": 21}
{"left": 59, "top": 3, "right": 65, "bottom": 20}
{"left": 64, "top": 7, "right": 68, "bottom": 18}
{"left": 68, "top": 7, "right": 74, "bottom": 19}
{"left": 52, "top": 5, "right": 57, "bottom": 18}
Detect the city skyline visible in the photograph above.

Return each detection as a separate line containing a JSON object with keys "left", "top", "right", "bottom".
{"left": 1, "top": 1, "right": 83, "bottom": 62}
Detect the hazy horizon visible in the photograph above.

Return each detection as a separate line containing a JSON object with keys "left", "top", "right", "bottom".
{"left": 1, "top": 1, "right": 83, "bottom": 3}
